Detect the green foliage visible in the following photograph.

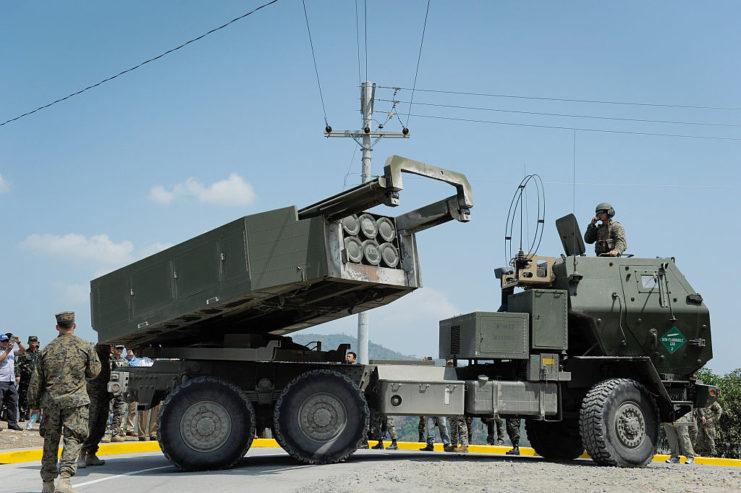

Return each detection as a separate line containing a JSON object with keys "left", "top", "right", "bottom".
{"left": 697, "top": 367, "right": 741, "bottom": 458}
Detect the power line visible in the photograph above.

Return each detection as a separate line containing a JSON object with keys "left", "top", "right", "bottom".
{"left": 364, "top": 0, "right": 368, "bottom": 82}
{"left": 377, "top": 99, "right": 741, "bottom": 129}
{"left": 406, "top": 0, "right": 431, "bottom": 127}
{"left": 379, "top": 86, "right": 741, "bottom": 112}
{"left": 1, "top": 0, "right": 280, "bottom": 128}
{"left": 409, "top": 113, "right": 741, "bottom": 142}
{"left": 354, "top": 0, "right": 362, "bottom": 86}
{"left": 302, "top": 0, "right": 328, "bottom": 125}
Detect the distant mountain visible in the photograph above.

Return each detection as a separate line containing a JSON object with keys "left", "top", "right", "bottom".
{"left": 291, "top": 333, "right": 423, "bottom": 361}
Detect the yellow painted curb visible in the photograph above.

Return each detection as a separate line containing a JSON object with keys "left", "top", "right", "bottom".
{"left": 2, "top": 440, "right": 740, "bottom": 467}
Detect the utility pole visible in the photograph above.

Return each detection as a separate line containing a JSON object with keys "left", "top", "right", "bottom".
{"left": 324, "top": 81, "right": 409, "bottom": 364}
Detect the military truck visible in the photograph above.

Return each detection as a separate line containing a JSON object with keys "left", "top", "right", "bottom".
{"left": 97, "top": 156, "right": 716, "bottom": 470}
{"left": 367, "top": 214, "right": 716, "bottom": 467}
{"left": 94, "top": 155, "right": 473, "bottom": 469}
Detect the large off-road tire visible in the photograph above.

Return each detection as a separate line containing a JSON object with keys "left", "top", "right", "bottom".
{"left": 579, "top": 378, "right": 659, "bottom": 467}
{"left": 158, "top": 376, "right": 255, "bottom": 471}
{"left": 526, "top": 418, "right": 584, "bottom": 460}
{"left": 273, "top": 369, "right": 369, "bottom": 465}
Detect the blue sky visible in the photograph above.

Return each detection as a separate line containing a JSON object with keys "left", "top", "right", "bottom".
{"left": 1, "top": 1, "right": 739, "bottom": 373}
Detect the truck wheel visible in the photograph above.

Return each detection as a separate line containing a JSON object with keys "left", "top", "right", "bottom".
{"left": 525, "top": 418, "right": 584, "bottom": 460}
{"left": 158, "top": 376, "right": 255, "bottom": 471}
{"left": 579, "top": 378, "right": 659, "bottom": 467}
{"left": 273, "top": 369, "right": 369, "bottom": 464}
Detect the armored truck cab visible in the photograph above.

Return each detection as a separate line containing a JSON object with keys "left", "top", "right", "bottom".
{"left": 372, "top": 213, "right": 717, "bottom": 467}
{"left": 95, "top": 155, "right": 473, "bottom": 470}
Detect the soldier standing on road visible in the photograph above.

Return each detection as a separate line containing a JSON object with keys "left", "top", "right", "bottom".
{"left": 78, "top": 344, "right": 112, "bottom": 469}
{"left": 663, "top": 411, "right": 695, "bottom": 464}
{"left": 371, "top": 413, "right": 398, "bottom": 450}
{"left": 486, "top": 415, "right": 505, "bottom": 445}
{"left": 694, "top": 401, "right": 723, "bottom": 457}
{"left": 505, "top": 418, "right": 521, "bottom": 455}
{"left": 27, "top": 312, "right": 101, "bottom": 493}
{"left": 109, "top": 345, "right": 129, "bottom": 442}
{"left": 15, "top": 335, "right": 41, "bottom": 422}
{"left": 447, "top": 415, "right": 469, "bottom": 453}
{"left": 584, "top": 202, "right": 627, "bottom": 257}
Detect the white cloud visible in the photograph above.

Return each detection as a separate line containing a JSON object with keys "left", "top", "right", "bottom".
{"left": 148, "top": 185, "right": 174, "bottom": 204}
{"left": 0, "top": 173, "right": 9, "bottom": 194}
{"left": 311, "top": 288, "right": 461, "bottom": 358}
{"left": 55, "top": 283, "right": 90, "bottom": 305}
{"left": 20, "top": 233, "right": 134, "bottom": 266}
{"left": 149, "top": 174, "right": 256, "bottom": 206}
{"left": 139, "top": 242, "right": 173, "bottom": 258}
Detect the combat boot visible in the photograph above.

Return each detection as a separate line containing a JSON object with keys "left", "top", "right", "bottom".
{"left": 55, "top": 472, "right": 78, "bottom": 493}
{"left": 420, "top": 443, "right": 434, "bottom": 451}
{"left": 110, "top": 434, "right": 125, "bottom": 442}
{"left": 387, "top": 440, "right": 398, "bottom": 450}
{"left": 444, "top": 444, "right": 457, "bottom": 452}
{"left": 372, "top": 440, "right": 384, "bottom": 450}
{"left": 76, "top": 451, "right": 86, "bottom": 469}
{"left": 506, "top": 445, "right": 520, "bottom": 456}
{"left": 42, "top": 480, "right": 55, "bottom": 493}
{"left": 86, "top": 453, "right": 105, "bottom": 466}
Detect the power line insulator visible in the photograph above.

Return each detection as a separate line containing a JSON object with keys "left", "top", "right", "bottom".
{"left": 402, "top": 127, "right": 409, "bottom": 135}
{"left": 325, "top": 125, "right": 332, "bottom": 134}
{"left": 364, "top": 126, "right": 370, "bottom": 133}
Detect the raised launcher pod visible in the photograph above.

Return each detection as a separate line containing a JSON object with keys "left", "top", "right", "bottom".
{"left": 91, "top": 155, "right": 473, "bottom": 350}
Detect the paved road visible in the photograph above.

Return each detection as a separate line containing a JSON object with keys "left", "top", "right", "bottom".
{"left": 6, "top": 447, "right": 741, "bottom": 493}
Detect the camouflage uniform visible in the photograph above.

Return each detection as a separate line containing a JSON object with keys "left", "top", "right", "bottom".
{"left": 449, "top": 415, "right": 469, "bottom": 449}
{"left": 486, "top": 416, "right": 505, "bottom": 445}
{"left": 418, "top": 416, "right": 426, "bottom": 442}
{"left": 110, "top": 354, "right": 129, "bottom": 436}
{"left": 28, "top": 331, "right": 101, "bottom": 482}
{"left": 15, "top": 347, "right": 41, "bottom": 419}
{"left": 584, "top": 220, "right": 627, "bottom": 255}
{"left": 694, "top": 401, "right": 722, "bottom": 456}
{"left": 371, "top": 413, "right": 397, "bottom": 441}
{"left": 82, "top": 345, "right": 111, "bottom": 457}
{"left": 506, "top": 418, "right": 521, "bottom": 446}
{"left": 663, "top": 411, "right": 695, "bottom": 461}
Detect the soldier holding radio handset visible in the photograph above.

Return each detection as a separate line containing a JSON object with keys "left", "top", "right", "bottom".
{"left": 585, "top": 202, "right": 627, "bottom": 257}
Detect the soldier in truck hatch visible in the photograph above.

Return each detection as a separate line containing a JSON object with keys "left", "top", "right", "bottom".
{"left": 584, "top": 202, "right": 627, "bottom": 257}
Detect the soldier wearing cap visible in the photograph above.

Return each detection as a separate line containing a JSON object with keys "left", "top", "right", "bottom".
{"left": 0, "top": 332, "right": 25, "bottom": 430}
{"left": 16, "top": 335, "right": 41, "bottom": 421}
{"left": 584, "top": 202, "right": 627, "bottom": 257}
{"left": 28, "top": 311, "right": 101, "bottom": 493}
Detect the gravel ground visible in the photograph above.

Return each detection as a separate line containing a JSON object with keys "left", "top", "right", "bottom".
{"left": 294, "top": 454, "right": 741, "bottom": 493}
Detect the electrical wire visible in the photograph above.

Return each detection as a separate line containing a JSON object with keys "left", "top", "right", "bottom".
{"left": 364, "top": 0, "right": 368, "bottom": 82}
{"left": 378, "top": 86, "right": 741, "bottom": 112}
{"left": 354, "top": 0, "right": 362, "bottom": 87}
{"left": 409, "top": 113, "right": 741, "bottom": 142}
{"left": 1, "top": 0, "right": 280, "bottom": 128}
{"left": 377, "top": 99, "right": 741, "bottom": 129}
{"left": 302, "top": 0, "right": 329, "bottom": 125}
{"left": 406, "top": 0, "right": 431, "bottom": 127}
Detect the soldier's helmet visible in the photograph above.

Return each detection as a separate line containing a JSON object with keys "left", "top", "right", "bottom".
{"left": 595, "top": 202, "right": 615, "bottom": 218}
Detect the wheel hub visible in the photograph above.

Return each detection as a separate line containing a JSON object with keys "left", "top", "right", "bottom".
{"left": 180, "top": 402, "right": 232, "bottom": 452}
{"left": 298, "top": 392, "right": 347, "bottom": 441}
{"left": 614, "top": 402, "right": 645, "bottom": 449}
